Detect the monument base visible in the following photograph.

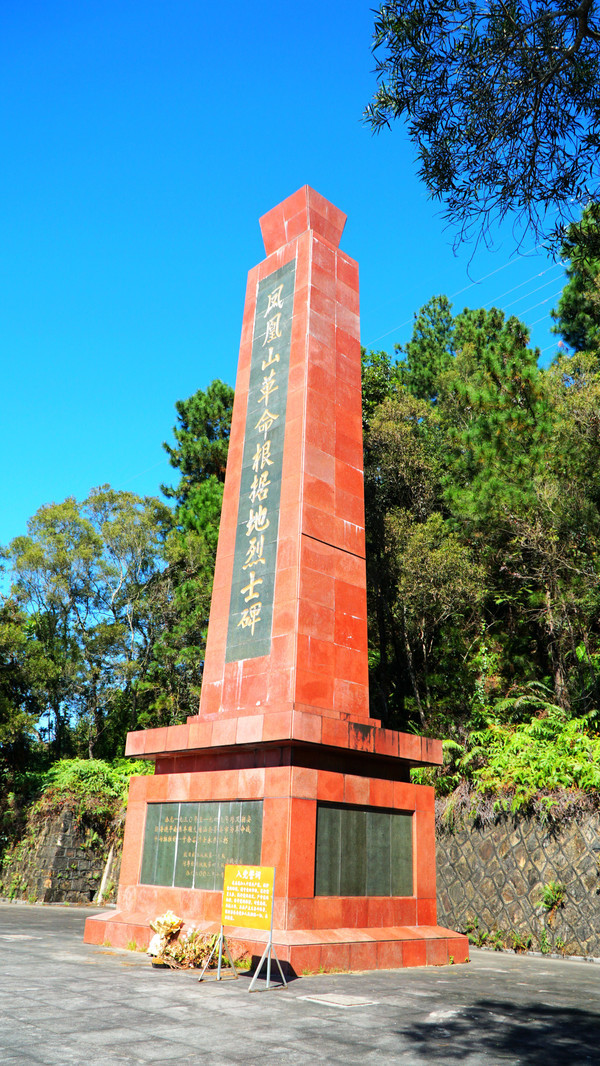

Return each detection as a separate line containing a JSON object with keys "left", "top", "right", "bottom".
{"left": 83, "top": 711, "right": 469, "bottom": 972}
{"left": 84, "top": 910, "right": 468, "bottom": 973}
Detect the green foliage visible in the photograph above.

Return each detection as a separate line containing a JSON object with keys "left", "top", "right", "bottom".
{"left": 510, "top": 931, "right": 532, "bottom": 954}
{"left": 31, "top": 757, "right": 152, "bottom": 834}
{"left": 162, "top": 380, "right": 234, "bottom": 504}
{"left": 365, "top": 2, "right": 600, "bottom": 254}
{"left": 539, "top": 929, "right": 551, "bottom": 954}
{"left": 397, "top": 295, "right": 454, "bottom": 402}
{"left": 162, "top": 929, "right": 221, "bottom": 968}
{"left": 539, "top": 880, "right": 567, "bottom": 913}
{"left": 552, "top": 205, "right": 600, "bottom": 352}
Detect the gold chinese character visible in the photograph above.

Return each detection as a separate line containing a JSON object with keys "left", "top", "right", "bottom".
{"left": 252, "top": 440, "right": 274, "bottom": 472}
{"left": 249, "top": 471, "right": 271, "bottom": 504}
{"left": 242, "top": 534, "right": 266, "bottom": 570}
{"left": 246, "top": 505, "right": 270, "bottom": 535}
{"left": 263, "top": 313, "right": 282, "bottom": 346}
{"left": 264, "top": 284, "right": 283, "bottom": 317}
{"left": 259, "top": 368, "right": 278, "bottom": 406}
{"left": 255, "top": 408, "right": 278, "bottom": 439}
{"left": 241, "top": 570, "right": 263, "bottom": 602}
{"left": 262, "top": 346, "right": 280, "bottom": 371}
{"left": 237, "top": 602, "right": 262, "bottom": 635}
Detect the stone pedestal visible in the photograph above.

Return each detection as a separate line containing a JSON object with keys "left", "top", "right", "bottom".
{"left": 84, "top": 187, "right": 468, "bottom": 971}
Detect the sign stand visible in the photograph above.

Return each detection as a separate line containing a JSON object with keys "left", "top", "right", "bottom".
{"left": 248, "top": 937, "right": 287, "bottom": 992}
{"left": 247, "top": 868, "right": 286, "bottom": 992}
{"left": 197, "top": 926, "right": 239, "bottom": 982}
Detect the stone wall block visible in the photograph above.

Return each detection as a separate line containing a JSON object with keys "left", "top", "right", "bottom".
{"left": 436, "top": 811, "right": 600, "bottom": 957}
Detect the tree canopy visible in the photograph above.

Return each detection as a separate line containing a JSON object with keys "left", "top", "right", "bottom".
{"left": 365, "top": 1, "right": 600, "bottom": 255}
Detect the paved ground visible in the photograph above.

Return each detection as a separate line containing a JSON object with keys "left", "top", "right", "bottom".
{"left": 0, "top": 903, "right": 599, "bottom": 1065}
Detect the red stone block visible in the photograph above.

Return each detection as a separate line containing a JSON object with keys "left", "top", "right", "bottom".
{"left": 304, "top": 473, "right": 335, "bottom": 513}
{"left": 271, "top": 602, "right": 297, "bottom": 638}
{"left": 336, "top": 487, "right": 365, "bottom": 527}
{"left": 321, "top": 942, "right": 351, "bottom": 972}
{"left": 426, "top": 938, "right": 450, "bottom": 966}
{"left": 264, "top": 764, "right": 292, "bottom": 795}
{"left": 238, "top": 766, "right": 266, "bottom": 799}
{"left": 304, "top": 444, "right": 335, "bottom": 485}
{"left": 146, "top": 775, "right": 169, "bottom": 800}
{"left": 308, "top": 308, "right": 336, "bottom": 349}
{"left": 298, "top": 600, "right": 335, "bottom": 642}
{"left": 261, "top": 797, "right": 290, "bottom": 866}
{"left": 266, "top": 669, "right": 294, "bottom": 705}
{"left": 314, "top": 897, "right": 344, "bottom": 929}
{"left": 417, "top": 898, "right": 438, "bottom": 926}
{"left": 167, "top": 773, "right": 192, "bottom": 801}
{"left": 368, "top": 778, "right": 394, "bottom": 809}
{"left": 321, "top": 716, "right": 349, "bottom": 749}
{"left": 335, "top": 277, "right": 360, "bottom": 314}
{"left": 298, "top": 633, "right": 335, "bottom": 674}
{"left": 376, "top": 939, "right": 403, "bottom": 970}
{"left": 292, "top": 710, "right": 322, "bottom": 745}
{"left": 392, "top": 899, "right": 417, "bottom": 925}
{"left": 275, "top": 536, "right": 299, "bottom": 570}
{"left": 447, "top": 936, "right": 470, "bottom": 964}
{"left": 287, "top": 798, "right": 317, "bottom": 897}
{"left": 347, "top": 721, "right": 375, "bottom": 753}
{"left": 333, "top": 679, "right": 369, "bottom": 719}
{"left": 403, "top": 939, "right": 427, "bottom": 968}
{"left": 125, "top": 730, "right": 145, "bottom": 757}
{"left": 312, "top": 236, "right": 336, "bottom": 274}
{"left": 416, "top": 784, "right": 436, "bottom": 811}
{"left": 349, "top": 941, "right": 378, "bottom": 972}
{"left": 397, "top": 732, "right": 422, "bottom": 761}
{"left": 344, "top": 775, "right": 370, "bottom": 805}
{"left": 336, "top": 253, "right": 359, "bottom": 291}
{"left": 316, "top": 770, "right": 345, "bottom": 803}
{"left": 295, "top": 668, "right": 335, "bottom": 708}
{"left": 235, "top": 715, "right": 263, "bottom": 746}
{"left": 288, "top": 943, "right": 322, "bottom": 974}
{"left": 165, "top": 724, "right": 189, "bottom": 751}
{"left": 335, "top": 645, "right": 368, "bottom": 686}
{"left": 393, "top": 781, "right": 417, "bottom": 810}
{"left": 211, "top": 769, "right": 239, "bottom": 798}
{"left": 299, "top": 566, "right": 335, "bottom": 609}
{"left": 335, "top": 578, "right": 366, "bottom": 618}
{"left": 335, "top": 429, "right": 363, "bottom": 469}
{"left": 211, "top": 717, "right": 237, "bottom": 748}
{"left": 311, "top": 262, "right": 337, "bottom": 300}
{"left": 334, "top": 458, "right": 363, "bottom": 498}
{"left": 290, "top": 766, "right": 318, "bottom": 798}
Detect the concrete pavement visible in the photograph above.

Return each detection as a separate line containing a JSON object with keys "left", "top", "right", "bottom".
{"left": 0, "top": 902, "right": 599, "bottom": 1064}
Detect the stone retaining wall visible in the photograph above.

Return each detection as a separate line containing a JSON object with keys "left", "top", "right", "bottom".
{"left": 436, "top": 811, "right": 600, "bottom": 957}
{"left": 0, "top": 809, "right": 120, "bottom": 905}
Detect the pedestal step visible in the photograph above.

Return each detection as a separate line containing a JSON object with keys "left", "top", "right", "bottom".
{"left": 84, "top": 911, "right": 469, "bottom": 973}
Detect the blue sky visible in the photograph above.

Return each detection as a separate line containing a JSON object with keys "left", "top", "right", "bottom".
{"left": 0, "top": 1, "right": 567, "bottom": 550}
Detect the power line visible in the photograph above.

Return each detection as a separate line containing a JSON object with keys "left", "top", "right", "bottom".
{"left": 363, "top": 248, "right": 561, "bottom": 350}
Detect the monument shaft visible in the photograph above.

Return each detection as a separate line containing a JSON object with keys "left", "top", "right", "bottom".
{"left": 199, "top": 186, "right": 369, "bottom": 721}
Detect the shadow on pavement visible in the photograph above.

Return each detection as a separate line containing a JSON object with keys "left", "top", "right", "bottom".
{"left": 398, "top": 999, "right": 600, "bottom": 1064}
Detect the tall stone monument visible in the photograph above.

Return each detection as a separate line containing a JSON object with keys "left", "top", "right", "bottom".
{"left": 84, "top": 187, "right": 468, "bottom": 971}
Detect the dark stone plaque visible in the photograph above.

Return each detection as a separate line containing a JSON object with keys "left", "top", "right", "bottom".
{"left": 314, "top": 803, "right": 413, "bottom": 897}
{"left": 139, "top": 800, "right": 263, "bottom": 890}
{"left": 225, "top": 259, "right": 296, "bottom": 662}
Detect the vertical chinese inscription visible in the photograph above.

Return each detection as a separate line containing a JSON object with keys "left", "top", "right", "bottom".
{"left": 225, "top": 259, "right": 296, "bottom": 662}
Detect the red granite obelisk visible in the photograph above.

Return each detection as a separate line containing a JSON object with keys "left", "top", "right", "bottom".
{"left": 84, "top": 188, "right": 468, "bottom": 972}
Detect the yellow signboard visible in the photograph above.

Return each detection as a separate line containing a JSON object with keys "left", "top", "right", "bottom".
{"left": 222, "top": 864, "right": 275, "bottom": 931}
